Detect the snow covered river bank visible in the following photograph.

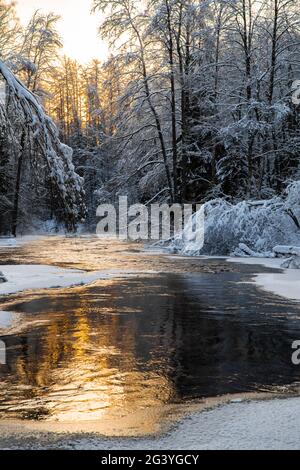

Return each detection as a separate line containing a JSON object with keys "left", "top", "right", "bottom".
{"left": 0, "top": 236, "right": 300, "bottom": 449}
{"left": 228, "top": 256, "right": 300, "bottom": 302}
{"left": 1, "top": 397, "right": 299, "bottom": 450}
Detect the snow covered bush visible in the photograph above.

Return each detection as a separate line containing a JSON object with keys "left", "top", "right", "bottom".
{"left": 168, "top": 182, "right": 300, "bottom": 256}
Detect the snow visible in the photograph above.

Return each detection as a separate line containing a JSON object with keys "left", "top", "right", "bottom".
{"left": 281, "top": 257, "right": 300, "bottom": 269}
{"left": 0, "top": 238, "right": 20, "bottom": 248}
{"left": 167, "top": 181, "right": 300, "bottom": 256}
{"left": 163, "top": 180, "right": 300, "bottom": 304}
{"left": 232, "top": 243, "right": 274, "bottom": 258}
{"left": 228, "top": 257, "right": 300, "bottom": 302}
{"left": 2, "top": 398, "right": 300, "bottom": 450}
{"left": 0, "top": 236, "right": 45, "bottom": 249}
{"left": 0, "top": 311, "right": 19, "bottom": 329}
{"left": 274, "top": 245, "right": 300, "bottom": 257}
{"left": 75, "top": 398, "right": 300, "bottom": 450}
{"left": 0, "top": 265, "right": 111, "bottom": 297}
{"left": 0, "top": 60, "right": 86, "bottom": 230}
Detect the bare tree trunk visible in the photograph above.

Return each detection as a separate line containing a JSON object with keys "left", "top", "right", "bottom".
{"left": 166, "top": 0, "right": 179, "bottom": 202}
{"left": 268, "top": 0, "right": 279, "bottom": 105}
{"left": 129, "top": 14, "right": 174, "bottom": 201}
{"left": 176, "top": 0, "right": 191, "bottom": 202}
{"left": 12, "top": 131, "right": 25, "bottom": 237}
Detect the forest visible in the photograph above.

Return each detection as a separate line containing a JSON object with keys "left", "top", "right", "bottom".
{"left": 0, "top": 0, "right": 300, "bottom": 236}
{"left": 2, "top": 1, "right": 300, "bottom": 453}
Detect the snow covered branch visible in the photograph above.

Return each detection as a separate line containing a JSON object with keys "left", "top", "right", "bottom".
{"left": 0, "top": 60, "right": 86, "bottom": 232}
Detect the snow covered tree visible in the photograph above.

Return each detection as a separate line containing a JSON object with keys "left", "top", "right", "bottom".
{"left": 93, "top": 0, "right": 175, "bottom": 202}
{"left": 17, "top": 11, "right": 62, "bottom": 95}
{"left": 2, "top": 0, "right": 299, "bottom": 233}
{"left": 0, "top": 1, "right": 20, "bottom": 61}
{"left": 88, "top": 0, "right": 300, "bottom": 211}
{"left": 0, "top": 60, "right": 86, "bottom": 236}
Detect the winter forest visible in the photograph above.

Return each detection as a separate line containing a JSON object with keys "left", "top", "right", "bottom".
{"left": 1, "top": 0, "right": 300, "bottom": 248}
{"left": 3, "top": 1, "right": 300, "bottom": 452}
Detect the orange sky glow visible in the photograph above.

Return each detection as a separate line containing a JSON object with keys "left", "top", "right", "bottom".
{"left": 15, "top": 0, "right": 108, "bottom": 63}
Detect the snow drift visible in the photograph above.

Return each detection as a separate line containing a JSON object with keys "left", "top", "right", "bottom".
{"left": 168, "top": 181, "right": 300, "bottom": 256}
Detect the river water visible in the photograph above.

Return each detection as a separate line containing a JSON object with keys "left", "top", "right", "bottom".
{"left": 0, "top": 236, "right": 300, "bottom": 436}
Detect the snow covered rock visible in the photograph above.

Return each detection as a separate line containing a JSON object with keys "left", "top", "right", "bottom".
{"left": 281, "top": 257, "right": 300, "bottom": 269}
{"left": 272, "top": 246, "right": 300, "bottom": 268}
{"left": 0, "top": 272, "right": 7, "bottom": 283}
{"left": 231, "top": 243, "right": 274, "bottom": 258}
{"left": 273, "top": 246, "right": 300, "bottom": 257}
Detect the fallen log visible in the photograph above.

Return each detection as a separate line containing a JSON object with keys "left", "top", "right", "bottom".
{"left": 273, "top": 246, "right": 300, "bottom": 257}
{"left": 231, "top": 243, "right": 274, "bottom": 258}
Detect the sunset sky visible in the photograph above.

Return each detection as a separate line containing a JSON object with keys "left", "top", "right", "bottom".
{"left": 15, "top": 0, "right": 108, "bottom": 63}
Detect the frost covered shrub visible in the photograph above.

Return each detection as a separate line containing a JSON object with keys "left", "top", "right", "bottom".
{"left": 169, "top": 182, "right": 300, "bottom": 256}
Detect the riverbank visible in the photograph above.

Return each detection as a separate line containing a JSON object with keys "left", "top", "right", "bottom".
{"left": 227, "top": 257, "right": 300, "bottom": 302}
{"left": 0, "top": 397, "right": 299, "bottom": 450}
{"left": 2, "top": 236, "right": 300, "bottom": 303}
{"left": 1, "top": 236, "right": 300, "bottom": 450}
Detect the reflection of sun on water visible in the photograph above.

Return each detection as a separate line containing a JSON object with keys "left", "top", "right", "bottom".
{"left": 0, "top": 282, "right": 176, "bottom": 435}
{"left": 2, "top": 237, "right": 300, "bottom": 437}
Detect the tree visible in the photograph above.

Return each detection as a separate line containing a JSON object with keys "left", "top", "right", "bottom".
{"left": 0, "top": 60, "right": 86, "bottom": 235}
{"left": 18, "top": 11, "right": 62, "bottom": 95}
{"left": 93, "top": 0, "right": 174, "bottom": 201}
{"left": 0, "top": 1, "right": 20, "bottom": 61}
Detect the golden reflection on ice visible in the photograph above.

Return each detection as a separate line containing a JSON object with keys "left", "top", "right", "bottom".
{"left": 0, "top": 278, "right": 176, "bottom": 435}
{"left": 1, "top": 237, "right": 299, "bottom": 437}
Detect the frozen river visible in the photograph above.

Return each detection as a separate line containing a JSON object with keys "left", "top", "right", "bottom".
{"left": 0, "top": 236, "right": 299, "bottom": 447}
